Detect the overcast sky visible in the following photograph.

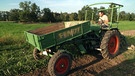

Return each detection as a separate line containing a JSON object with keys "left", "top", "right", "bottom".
{"left": 0, "top": 0, "right": 135, "bottom": 13}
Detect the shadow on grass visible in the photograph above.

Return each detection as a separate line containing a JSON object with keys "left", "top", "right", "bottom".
{"left": 68, "top": 53, "right": 103, "bottom": 75}
{"left": 68, "top": 48, "right": 127, "bottom": 76}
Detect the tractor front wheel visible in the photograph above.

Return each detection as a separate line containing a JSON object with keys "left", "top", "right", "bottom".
{"left": 48, "top": 50, "right": 72, "bottom": 76}
{"left": 100, "top": 30, "right": 120, "bottom": 59}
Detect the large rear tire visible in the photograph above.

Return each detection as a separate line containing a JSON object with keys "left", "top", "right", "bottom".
{"left": 48, "top": 50, "right": 72, "bottom": 76}
{"left": 100, "top": 30, "right": 120, "bottom": 59}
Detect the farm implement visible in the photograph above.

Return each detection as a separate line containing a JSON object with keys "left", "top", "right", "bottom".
{"left": 25, "top": 2, "right": 124, "bottom": 76}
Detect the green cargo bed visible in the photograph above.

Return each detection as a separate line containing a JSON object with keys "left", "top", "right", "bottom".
{"left": 25, "top": 21, "right": 99, "bottom": 50}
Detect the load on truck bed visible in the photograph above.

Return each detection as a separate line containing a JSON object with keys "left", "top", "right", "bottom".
{"left": 24, "top": 21, "right": 100, "bottom": 50}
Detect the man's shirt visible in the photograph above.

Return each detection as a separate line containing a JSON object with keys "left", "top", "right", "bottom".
{"left": 99, "top": 15, "right": 108, "bottom": 25}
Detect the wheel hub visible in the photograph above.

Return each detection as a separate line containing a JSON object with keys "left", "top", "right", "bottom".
{"left": 55, "top": 57, "right": 69, "bottom": 74}
{"left": 61, "top": 64, "right": 64, "bottom": 67}
{"left": 108, "top": 35, "right": 119, "bottom": 54}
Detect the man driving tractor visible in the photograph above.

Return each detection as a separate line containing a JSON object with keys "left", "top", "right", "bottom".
{"left": 98, "top": 11, "right": 109, "bottom": 28}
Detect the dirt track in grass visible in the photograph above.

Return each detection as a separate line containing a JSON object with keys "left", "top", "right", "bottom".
{"left": 121, "top": 30, "right": 135, "bottom": 37}
{"left": 20, "top": 52, "right": 125, "bottom": 76}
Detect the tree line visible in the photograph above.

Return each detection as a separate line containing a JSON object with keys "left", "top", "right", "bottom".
{"left": 0, "top": 1, "right": 135, "bottom": 23}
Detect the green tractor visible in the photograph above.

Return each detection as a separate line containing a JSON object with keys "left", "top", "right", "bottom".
{"left": 25, "top": 2, "right": 124, "bottom": 76}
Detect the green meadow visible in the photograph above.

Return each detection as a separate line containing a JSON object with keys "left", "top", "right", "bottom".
{"left": 118, "top": 21, "right": 135, "bottom": 30}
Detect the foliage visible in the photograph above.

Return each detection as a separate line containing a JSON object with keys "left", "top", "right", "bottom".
{"left": 9, "top": 9, "right": 20, "bottom": 21}
{"left": 69, "top": 13, "right": 78, "bottom": 21}
{"left": 0, "top": 1, "right": 135, "bottom": 22}
{"left": 19, "top": 1, "right": 40, "bottom": 22}
{"left": 40, "top": 8, "right": 55, "bottom": 22}
{"left": 0, "top": 11, "right": 9, "bottom": 21}
{"left": 119, "top": 11, "right": 135, "bottom": 21}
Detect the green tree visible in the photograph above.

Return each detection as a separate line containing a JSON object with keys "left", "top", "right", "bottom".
{"left": 19, "top": 1, "right": 31, "bottom": 12}
{"left": 9, "top": 9, "right": 20, "bottom": 21}
{"left": 63, "top": 12, "right": 70, "bottom": 21}
{"left": 60, "top": 12, "right": 64, "bottom": 21}
{"left": 0, "top": 11, "right": 9, "bottom": 21}
{"left": 53, "top": 12, "right": 61, "bottom": 22}
{"left": 93, "top": 7, "right": 98, "bottom": 21}
{"left": 86, "top": 7, "right": 93, "bottom": 20}
{"left": 80, "top": 5, "right": 93, "bottom": 21}
{"left": 41, "top": 8, "right": 54, "bottom": 22}
{"left": 0, "top": 12, "right": 2, "bottom": 21}
{"left": 19, "top": 1, "right": 31, "bottom": 22}
{"left": 30, "top": 3, "right": 40, "bottom": 22}
{"left": 78, "top": 10, "right": 83, "bottom": 21}
{"left": 119, "top": 11, "right": 126, "bottom": 20}
{"left": 126, "top": 13, "right": 134, "bottom": 21}
{"left": 78, "top": 6, "right": 86, "bottom": 21}
{"left": 19, "top": 1, "right": 40, "bottom": 22}
{"left": 130, "top": 13, "right": 135, "bottom": 21}
{"left": 69, "top": 13, "right": 78, "bottom": 21}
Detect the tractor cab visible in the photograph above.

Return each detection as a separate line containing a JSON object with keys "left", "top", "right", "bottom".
{"left": 85, "top": 2, "right": 123, "bottom": 29}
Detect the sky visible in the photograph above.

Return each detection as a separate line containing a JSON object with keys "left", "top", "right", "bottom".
{"left": 0, "top": 0, "right": 135, "bottom": 13}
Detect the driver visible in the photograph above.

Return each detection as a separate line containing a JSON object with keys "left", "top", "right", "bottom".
{"left": 98, "top": 11, "right": 109, "bottom": 28}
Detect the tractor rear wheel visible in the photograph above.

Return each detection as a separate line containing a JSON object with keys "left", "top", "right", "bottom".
{"left": 48, "top": 50, "right": 72, "bottom": 76}
{"left": 100, "top": 30, "right": 120, "bottom": 59}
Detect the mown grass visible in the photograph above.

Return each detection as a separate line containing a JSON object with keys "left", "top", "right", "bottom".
{"left": 0, "top": 21, "right": 135, "bottom": 76}
{"left": 118, "top": 21, "right": 135, "bottom": 31}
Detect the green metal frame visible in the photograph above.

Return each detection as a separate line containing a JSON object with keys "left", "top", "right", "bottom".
{"left": 85, "top": 2, "right": 123, "bottom": 28}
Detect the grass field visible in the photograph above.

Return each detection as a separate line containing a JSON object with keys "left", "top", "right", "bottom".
{"left": 0, "top": 22, "right": 50, "bottom": 76}
{"left": 118, "top": 21, "right": 135, "bottom": 31}
{"left": 0, "top": 21, "right": 135, "bottom": 76}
